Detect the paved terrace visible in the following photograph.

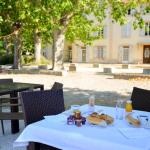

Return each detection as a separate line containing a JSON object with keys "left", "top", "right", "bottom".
{"left": 0, "top": 72, "right": 150, "bottom": 150}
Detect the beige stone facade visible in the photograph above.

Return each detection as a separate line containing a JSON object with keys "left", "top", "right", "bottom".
{"left": 64, "top": 13, "right": 150, "bottom": 64}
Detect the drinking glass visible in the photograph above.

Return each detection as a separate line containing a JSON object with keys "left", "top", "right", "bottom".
{"left": 88, "top": 95, "right": 95, "bottom": 113}
{"left": 115, "top": 100, "right": 124, "bottom": 120}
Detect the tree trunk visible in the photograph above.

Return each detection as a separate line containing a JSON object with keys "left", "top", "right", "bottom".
{"left": 4, "top": 39, "right": 10, "bottom": 58}
{"left": 50, "top": 35, "right": 55, "bottom": 70}
{"left": 53, "top": 30, "right": 65, "bottom": 71}
{"left": 13, "top": 32, "right": 21, "bottom": 69}
{"left": 34, "top": 29, "right": 41, "bottom": 64}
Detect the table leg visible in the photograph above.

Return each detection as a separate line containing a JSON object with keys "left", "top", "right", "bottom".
{"left": 40, "top": 85, "right": 44, "bottom": 91}
{"left": 10, "top": 92, "right": 19, "bottom": 134}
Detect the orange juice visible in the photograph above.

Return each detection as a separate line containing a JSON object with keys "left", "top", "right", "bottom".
{"left": 125, "top": 100, "right": 133, "bottom": 112}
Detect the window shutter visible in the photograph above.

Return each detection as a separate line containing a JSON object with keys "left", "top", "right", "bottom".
{"left": 139, "top": 23, "right": 145, "bottom": 36}
{"left": 122, "top": 23, "right": 131, "bottom": 37}
{"left": 77, "top": 46, "right": 82, "bottom": 62}
{"left": 118, "top": 46, "right": 123, "bottom": 62}
{"left": 127, "top": 23, "right": 131, "bottom": 37}
{"left": 121, "top": 25, "right": 126, "bottom": 37}
{"left": 104, "top": 26, "right": 107, "bottom": 38}
{"left": 139, "top": 29, "right": 144, "bottom": 36}
{"left": 86, "top": 45, "right": 90, "bottom": 62}
{"left": 94, "top": 46, "right": 98, "bottom": 58}
{"left": 103, "top": 47, "right": 107, "bottom": 59}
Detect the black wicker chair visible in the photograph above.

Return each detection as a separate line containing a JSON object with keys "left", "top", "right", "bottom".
{"left": 20, "top": 89, "right": 65, "bottom": 150}
{"left": 131, "top": 87, "right": 150, "bottom": 112}
{"left": 51, "top": 82, "right": 63, "bottom": 90}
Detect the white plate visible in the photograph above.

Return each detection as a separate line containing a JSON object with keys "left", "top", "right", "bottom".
{"left": 137, "top": 115, "right": 150, "bottom": 129}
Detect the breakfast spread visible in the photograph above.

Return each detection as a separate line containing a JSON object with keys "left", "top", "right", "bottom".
{"left": 67, "top": 105, "right": 149, "bottom": 129}
{"left": 87, "top": 112, "right": 114, "bottom": 127}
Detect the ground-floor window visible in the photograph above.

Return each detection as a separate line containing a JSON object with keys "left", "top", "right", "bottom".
{"left": 122, "top": 46, "right": 129, "bottom": 63}
{"left": 68, "top": 46, "right": 72, "bottom": 62}
{"left": 95, "top": 46, "right": 105, "bottom": 59}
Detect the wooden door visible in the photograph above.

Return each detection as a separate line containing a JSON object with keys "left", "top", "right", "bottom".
{"left": 143, "top": 45, "right": 150, "bottom": 64}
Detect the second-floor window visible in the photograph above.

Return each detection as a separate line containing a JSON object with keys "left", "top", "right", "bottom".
{"left": 145, "top": 22, "right": 150, "bottom": 36}
{"left": 121, "top": 23, "right": 131, "bottom": 38}
{"left": 140, "top": 22, "right": 150, "bottom": 36}
{"left": 93, "top": 26, "right": 107, "bottom": 39}
{"left": 98, "top": 29, "right": 104, "bottom": 38}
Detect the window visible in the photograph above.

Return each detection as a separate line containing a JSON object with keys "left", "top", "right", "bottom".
{"left": 127, "top": 9, "right": 137, "bottom": 15}
{"left": 140, "top": 22, "right": 150, "bottom": 36}
{"left": 128, "top": 9, "right": 131, "bottom": 15}
{"left": 93, "top": 29, "right": 104, "bottom": 38}
{"left": 98, "top": 28, "right": 104, "bottom": 38}
{"left": 93, "top": 26, "right": 107, "bottom": 39}
{"left": 95, "top": 46, "right": 105, "bottom": 59}
{"left": 122, "top": 46, "right": 129, "bottom": 62}
{"left": 121, "top": 23, "right": 131, "bottom": 37}
{"left": 144, "top": 48, "right": 150, "bottom": 58}
{"left": 68, "top": 46, "right": 72, "bottom": 62}
{"left": 145, "top": 22, "right": 150, "bottom": 36}
{"left": 140, "top": 5, "right": 150, "bottom": 14}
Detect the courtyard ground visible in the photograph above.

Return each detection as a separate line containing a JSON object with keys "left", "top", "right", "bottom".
{"left": 0, "top": 72, "right": 150, "bottom": 150}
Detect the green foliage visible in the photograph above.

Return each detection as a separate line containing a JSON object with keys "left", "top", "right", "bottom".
{"left": 40, "top": 56, "right": 51, "bottom": 65}
{"left": 21, "top": 55, "right": 34, "bottom": 64}
{"left": 0, "top": 0, "right": 149, "bottom": 66}
{"left": 0, "top": 54, "right": 13, "bottom": 65}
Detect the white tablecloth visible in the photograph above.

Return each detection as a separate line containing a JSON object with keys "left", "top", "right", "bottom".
{"left": 14, "top": 105, "right": 150, "bottom": 150}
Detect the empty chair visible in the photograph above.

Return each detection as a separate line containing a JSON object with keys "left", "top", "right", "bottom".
{"left": 131, "top": 87, "right": 150, "bottom": 112}
{"left": 20, "top": 89, "right": 65, "bottom": 149}
{"left": 51, "top": 82, "right": 63, "bottom": 90}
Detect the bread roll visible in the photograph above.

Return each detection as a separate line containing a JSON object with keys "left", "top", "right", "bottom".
{"left": 99, "top": 114, "right": 114, "bottom": 125}
{"left": 126, "top": 114, "right": 141, "bottom": 127}
{"left": 87, "top": 116, "right": 107, "bottom": 127}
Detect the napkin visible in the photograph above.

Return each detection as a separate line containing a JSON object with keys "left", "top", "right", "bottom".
{"left": 118, "top": 128, "right": 150, "bottom": 139}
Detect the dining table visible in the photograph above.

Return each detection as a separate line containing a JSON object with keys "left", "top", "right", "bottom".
{"left": 0, "top": 82, "right": 44, "bottom": 134}
{"left": 14, "top": 104, "right": 150, "bottom": 150}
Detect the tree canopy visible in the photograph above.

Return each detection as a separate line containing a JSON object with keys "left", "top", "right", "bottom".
{"left": 0, "top": 0, "right": 149, "bottom": 69}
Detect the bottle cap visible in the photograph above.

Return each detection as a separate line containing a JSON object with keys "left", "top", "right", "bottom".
{"left": 127, "top": 100, "right": 132, "bottom": 103}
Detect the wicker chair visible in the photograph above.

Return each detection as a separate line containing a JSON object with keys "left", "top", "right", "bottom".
{"left": 51, "top": 82, "right": 63, "bottom": 90}
{"left": 131, "top": 87, "right": 150, "bottom": 112}
{"left": 20, "top": 89, "right": 65, "bottom": 150}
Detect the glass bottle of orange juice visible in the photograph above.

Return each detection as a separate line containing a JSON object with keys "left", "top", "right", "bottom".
{"left": 125, "top": 100, "right": 133, "bottom": 113}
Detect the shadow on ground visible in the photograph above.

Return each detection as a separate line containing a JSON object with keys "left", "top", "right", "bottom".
{"left": 64, "top": 88, "right": 131, "bottom": 109}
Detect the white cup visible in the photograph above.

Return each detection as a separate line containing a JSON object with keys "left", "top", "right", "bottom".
{"left": 71, "top": 105, "right": 80, "bottom": 112}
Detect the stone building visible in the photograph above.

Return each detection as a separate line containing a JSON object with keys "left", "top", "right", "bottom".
{"left": 44, "top": 9, "right": 150, "bottom": 64}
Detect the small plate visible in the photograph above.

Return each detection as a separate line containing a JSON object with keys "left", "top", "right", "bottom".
{"left": 137, "top": 115, "right": 150, "bottom": 129}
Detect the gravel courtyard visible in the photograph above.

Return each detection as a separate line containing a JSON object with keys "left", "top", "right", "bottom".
{"left": 0, "top": 73, "right": 150, "bottom": 150}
